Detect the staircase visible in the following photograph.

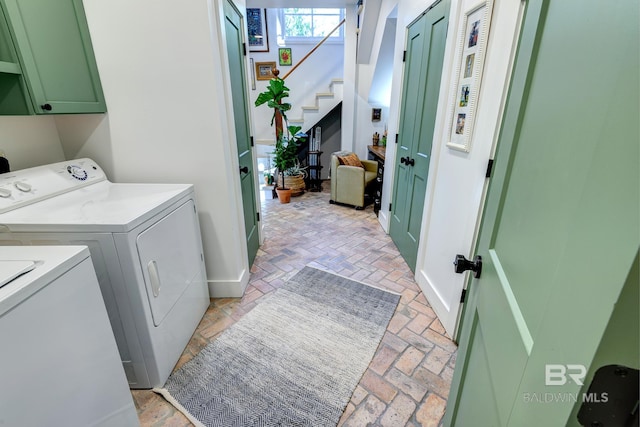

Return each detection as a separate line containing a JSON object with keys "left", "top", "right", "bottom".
{"left": 288, "top": 78, "right": 343, "bottom": 134}
{"left": 255, "top": 77, "right": 343, "bottom": 160}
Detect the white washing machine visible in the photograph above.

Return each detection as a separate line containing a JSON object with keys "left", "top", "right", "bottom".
{"left": 0, "top": 245, "right": 139, "bottom": 426}
{"left": 0, "top": 159, "right": 210, "bottom": 389}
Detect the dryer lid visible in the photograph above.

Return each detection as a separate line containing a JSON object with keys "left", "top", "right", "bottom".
{"left": 0, "top": 261, "right": 36, "bottom": 289}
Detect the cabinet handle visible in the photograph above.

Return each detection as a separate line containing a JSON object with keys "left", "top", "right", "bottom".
{"left": 40, "top": 103, "right": 52, "bottom": 111}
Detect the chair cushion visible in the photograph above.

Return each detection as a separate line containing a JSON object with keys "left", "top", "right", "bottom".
{"left": 337, "top": 153, "right": 364, "bottom": 168}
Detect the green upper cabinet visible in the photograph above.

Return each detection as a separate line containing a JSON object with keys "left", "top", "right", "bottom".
{"left": 0, "top": 0, "right": 106, "bottom": 114}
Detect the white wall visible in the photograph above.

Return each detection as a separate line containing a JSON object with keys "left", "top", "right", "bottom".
{"left": 248, "top": 9, "right": 344, "bottom": 144}
{"left": 415, "top": 0, "right": 523, "bottom": 336}
{"left": 0, "top": 117, "right": 65, "bottom": 170}
{"left": 58, "top": 0, "right": 252, "bottom": 297}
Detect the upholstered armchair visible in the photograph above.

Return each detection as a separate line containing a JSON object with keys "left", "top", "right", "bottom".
{"left": 330, "top": 152, "right": 378, "bottom": 209}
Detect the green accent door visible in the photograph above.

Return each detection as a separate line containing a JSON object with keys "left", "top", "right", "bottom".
{"left": 445, "top": 0, "right": 639, "bottom": 425}
{"left": 389, "top": 1, "right": 449, "bottom": 272}
{"left": 224, "top": 0, "right": 259, "bottom": 266}
{"left": 1, "top": 0, "right": 106, "bottom": 114}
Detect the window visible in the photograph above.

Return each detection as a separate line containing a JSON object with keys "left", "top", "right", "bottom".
{"left": 278, "top": 8, "right": 344, "bottom": 43}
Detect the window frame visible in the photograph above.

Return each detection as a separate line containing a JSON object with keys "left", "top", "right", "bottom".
{"left": 277, "top": 8, "right": 345, "bottom": 44}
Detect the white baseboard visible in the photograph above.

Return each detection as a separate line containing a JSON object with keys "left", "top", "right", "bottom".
{"left": 207, "top": 268, "right": 250, "bottom": 298}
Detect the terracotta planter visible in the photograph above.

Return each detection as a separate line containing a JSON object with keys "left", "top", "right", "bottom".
{"left": 277, "top": 174, "right": 305, "bottom": 196}
{"left": 275, "top": 187, "right": 292, "bottom": 204}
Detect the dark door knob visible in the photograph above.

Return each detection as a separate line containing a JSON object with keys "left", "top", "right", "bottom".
{"left": 239, "top": 166, "right": 249, "bottom": 174}
{"left": 407, "top": 158, "right": 415, "bottom": 167}
{"left": 453, "top": 254, "right": 482, "bottom": 278}
{"left": 400, "top": 157, "right": 406, "bottom": 164}
{"left": 40, "top": 103, "right": 52, "bottom": 111}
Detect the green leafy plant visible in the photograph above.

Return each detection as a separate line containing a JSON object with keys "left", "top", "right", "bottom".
{"left": 284, "top": 160, "right": 307, "bottom": 177}
{"left": 272, "top": 125, "right": 307, "bottom": 189}
{"left": 255, "top": 77, "right": 307, "bottom": 192}
{"left": 254, "top": 78, "right": 292, "bottom": 126}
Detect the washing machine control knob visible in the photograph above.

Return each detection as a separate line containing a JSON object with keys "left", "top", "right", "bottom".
{"left": 67, "top": 165, "right": 88, "bottom": 181}
{"left": 0, "top": 187, "right": 11, "bottom": 198}
{"left": 14, "top": 181, "right": 31, "bottom": 192}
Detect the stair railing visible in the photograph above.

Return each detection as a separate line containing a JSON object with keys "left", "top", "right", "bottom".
{"left": 272, "top": 18, "right": 346, "bottom": 138}
{"left": 281, "top": 18, "right": 345, "bottom": 81}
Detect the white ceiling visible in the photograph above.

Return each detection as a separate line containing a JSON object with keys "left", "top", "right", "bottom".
{"left": 245, "top": 0, "right": 356, "bottom": 7}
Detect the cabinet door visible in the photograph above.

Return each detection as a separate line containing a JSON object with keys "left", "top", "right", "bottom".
{"left": 1, "top": 0, "right": 106, "bottom": 113}
{"left": 0, "top": 6, "right": 30, "bottom": 114}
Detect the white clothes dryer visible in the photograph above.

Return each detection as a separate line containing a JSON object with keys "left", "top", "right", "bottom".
{"left": 0, "top": 246, "right": 139, "bottom": 426}
{"left": 0, "top": 159, "right": 210, "bottom": 388}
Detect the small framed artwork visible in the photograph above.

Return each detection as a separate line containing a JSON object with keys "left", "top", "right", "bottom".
{"left": 279, "top": 48, "right": 292, "bottom": 66}
{"left": 247, "top": 8, "right": 269, "bottom": 52}
{"left": 445, "top": 0, "right": 494, "bottom": 152}
{"left": 255, "top": 61, "right": 276, "bottom": 81}
{"left": 371, "top": 108, "right": 382, "bottom": 122}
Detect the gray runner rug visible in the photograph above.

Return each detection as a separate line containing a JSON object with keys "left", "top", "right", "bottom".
{"left": 153, "top": 266, "right": 400, "bottom": 427}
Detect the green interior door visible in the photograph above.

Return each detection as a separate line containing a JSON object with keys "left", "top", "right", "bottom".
{"left": 445, "top": 0, "right": 639, "bottom": 425}
{"left": 390, "top": 1, "right": 449, "bottom": 272}
{"left": 224, "top": 0, "right": 259, "bottom": 266}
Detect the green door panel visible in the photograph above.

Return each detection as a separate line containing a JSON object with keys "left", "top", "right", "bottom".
{"left": 566, "top": 252, "right": 639, "bottom": 425}
{"left": 224, "top": 0, "right": 259, "bottom": 266}
{"left": 1, "top": 0, "right": 105, "bottom": 113}
{"left": 0, "top": 6, "right": 32, "bottom": 114}
{"left": 453, "top": 316, "right": 501, "bottom": 427}
{"left": 390, "top": 2, "right": 449, "bottom": 271}
{"left": 446, "top": 0, "right": 639, "bottom": 425}
{"left": 390, "top": 22, "right": 425, "bottom": 237}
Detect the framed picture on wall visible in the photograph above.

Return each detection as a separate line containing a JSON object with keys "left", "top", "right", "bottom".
{"left": 445, "top": 0, "right": 494, "bottom": 152}
{"left": 255, "top": 61, "right": 276, "bottom": 80}
{"left": 247, "top": 8, "right": 269, "bottom": 52}
{"left": 279, "top": 48, "right": 292, "bottom": 66}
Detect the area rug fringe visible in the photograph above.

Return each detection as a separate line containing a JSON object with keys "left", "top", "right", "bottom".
{"left": 152, "top": 387, "right": 205, "bottom": 427}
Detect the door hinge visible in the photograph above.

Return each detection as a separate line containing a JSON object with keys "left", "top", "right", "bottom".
{"left": 485, "top": 159, "right": 494, "bottom": 178}
{"left": 250, "top": 136, "right": 254, "bottom": 147}
{"left": 389, "top": 203, "right": 392, "bottom": 211}
{"left": 460, "top": 288, "right": 467, "bottom": 303}
{"left": 403, "top": 50, "right": 407, "bottom": 62}
{"left": 395, "top": 133, "right": 399, "bottom": 144}
{"left": 256, "top": 212, "right": 260, "bottom": 222}
{"left": 242, "top": 43, "right": 247, "bottom": 56}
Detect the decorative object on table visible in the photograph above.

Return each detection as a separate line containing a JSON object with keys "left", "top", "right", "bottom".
{"left": 381, "top": 128, "right": 388, "bottom": 147}
{"left": 153, "top": 266, "right": 400, "bottom": 427}
{"left": 278, "top": 47, "right": 292, "bottom": 66}
{"left": 372, "top": 132, "right": 380, "bottom": 146}
{"left": 371, "top": 107, "right": 382, "bottom": 121}
{"left": 445, "top": 0, "right": 494, "bottom": 152}
{"left": 255, "top": 61, "right": 277, "bottom": 81}
{"left": 254, "top": 72, "right": 307, "bottom": 203}
{"left": 246, "top": 8, "right": 269, "bottom": 52}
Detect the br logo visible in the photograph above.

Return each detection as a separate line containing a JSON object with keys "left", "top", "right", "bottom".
{"left": 545, "top": 364, "right": 587, "bottom": 386}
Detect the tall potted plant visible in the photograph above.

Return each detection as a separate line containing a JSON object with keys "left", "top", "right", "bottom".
{"left": 271, "top": 126, "right": 307, "bottom": 202}
{"left": 255, "top": 75, "right": 306, "bottom": 203}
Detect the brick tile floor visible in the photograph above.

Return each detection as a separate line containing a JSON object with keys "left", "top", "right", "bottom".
{"left": 133, "top": 183, "right": 457, "bottom": 426}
